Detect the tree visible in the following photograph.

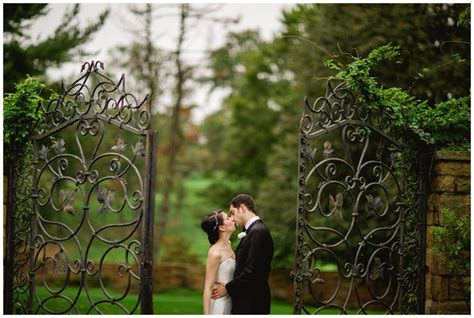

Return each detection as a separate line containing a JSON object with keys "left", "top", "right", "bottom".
{"left": 109, "top": 4, "right": 164, "bottom": 112}
{"left": 3, "top": 4, "right": 109, "bottom": 92}
{"left": 155, "top": 4, "right": 239, "bottom": 261}
{"left": 202, "top": 3, "right": 470, "bottom": 268}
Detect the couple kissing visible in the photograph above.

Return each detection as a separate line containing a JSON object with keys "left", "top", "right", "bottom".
{"left": 201, "top": 194, "right": 274, "bottom": 315}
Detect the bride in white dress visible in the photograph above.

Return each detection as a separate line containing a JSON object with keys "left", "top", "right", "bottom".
{"left": 201, "top": 210, "right": 236, "bottom": 314}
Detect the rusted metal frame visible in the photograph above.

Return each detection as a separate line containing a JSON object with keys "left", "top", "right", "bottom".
{"left": 140, "top": 130, "right": 157, "bottom": 314}
{"left": 293, "top": 131, "right": 307, "bottom": 314}
{"left": 294, "top": 81, "right": 426, "bottom": 314}
{"left": 4, "top": 145, "right": 18, "bottom": 314}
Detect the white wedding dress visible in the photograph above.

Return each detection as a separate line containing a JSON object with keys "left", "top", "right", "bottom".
{"left": 209, "top": 258, "right": 235, "bottom": 315}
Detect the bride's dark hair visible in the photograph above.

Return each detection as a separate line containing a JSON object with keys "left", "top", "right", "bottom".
{"left": 201, "top": 210, "right": 224, "bottom": 245}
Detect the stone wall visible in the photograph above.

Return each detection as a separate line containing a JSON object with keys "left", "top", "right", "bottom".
{"left": 425, "top": 151, "right": 470, "bottom": 314}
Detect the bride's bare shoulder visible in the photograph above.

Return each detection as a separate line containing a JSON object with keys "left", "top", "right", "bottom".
{"left": 207, "top": 244, "right": 222, "bottom": 262}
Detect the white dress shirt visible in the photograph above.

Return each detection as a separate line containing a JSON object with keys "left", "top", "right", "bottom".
{"left": 245, "top": 216, "right": 260, "bottom": 232}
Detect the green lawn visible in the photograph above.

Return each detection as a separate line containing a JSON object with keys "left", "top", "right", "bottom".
{"left": 33, "top": 287, "right": 295, "bottom": 314}
{"left": 33, "top": 287, "right": 384, "bottom": 314}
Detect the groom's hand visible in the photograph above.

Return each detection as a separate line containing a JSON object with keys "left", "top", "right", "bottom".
{"left": 211, "top": 282, "right": 227, "bottom": 299}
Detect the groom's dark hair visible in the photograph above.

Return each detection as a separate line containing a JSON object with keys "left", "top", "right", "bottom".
{"left": 230, "top": 194, "right": 256, "bottom": 214}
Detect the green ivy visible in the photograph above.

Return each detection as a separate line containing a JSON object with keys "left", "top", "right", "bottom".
{"left": 4, "top": 76, "right": 45, "bottom": 148}
{"left": 432, "top": 208, "right": 470, "bottom": 306}
{"left": 324, "top": 43, "right": 470, "bottom": 150}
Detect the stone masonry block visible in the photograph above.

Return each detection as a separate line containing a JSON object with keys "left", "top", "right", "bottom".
{"left": 435, "top": 151, "right": 471, "bottom": 161}
{"left": 432, "top": 175, "right": 456, "bottom": 192}
{"left": 463, "top": 195, "right": 471, "bottom": 216}
{"left": 426, "top": 274, "right": 451, "bottom": 302}
{"left": 426, "top": 225, "right": 436, "bottom": 251}
{"left": 434, "top": 162, "right": 470, "bottom": 177}
{"left": 425, "top": 298, "right": 470, "bottom": 314}
{"left": 448, "top": 276, "right": 470, "bottom": 301}
{"left": 455, "top": 176, "right": 471, "bottom": 193}
{"left": 426, "top": 248, "right": 450, "bottom": 276}
{"left": 438, "top": 193, "right": 470, "bottom": 220}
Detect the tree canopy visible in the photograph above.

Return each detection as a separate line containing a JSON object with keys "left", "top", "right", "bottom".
{"left": 3, "top": 3, "right": 109, "bottom": 92}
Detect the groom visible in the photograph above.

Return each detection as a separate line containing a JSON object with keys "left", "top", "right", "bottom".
{"left": 211, "top": 194, "right": 274, "bottom": 314}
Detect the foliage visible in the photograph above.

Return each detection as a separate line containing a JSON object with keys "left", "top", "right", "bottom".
{"left": 3, "top": 4, "right": 109, "bottom": 92}
{"left": 458, "top": 7, "right": 470, "bottom": 28}
{"left": 204, "top": 30, "right": 281, "bottom": 192}
{"left": 199, "top": 3, "right": 470, "bottom": 269}
{"left": 200, "top": 171, "right": 253, "bottom": 209}
{"left": 258, "top": 132, "right": 298, "bottom": 268}
{"left": 3, "top": 77, "right": 45, "bottom": 148}
{"left": 326, "top": 43, "right": 470, "bottom": 150}
{"left": 432, "top": 208, "right": 470, "bottom": 305}
{"left": 432, "top": 208, "right": 471, "bottom": 274}
{"left": 280, "top": 4, "right": 470, "bottom": 104}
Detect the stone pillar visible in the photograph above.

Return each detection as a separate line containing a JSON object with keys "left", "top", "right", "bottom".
{"left": 425, "top": 151, "right": 470, "bottom": 314}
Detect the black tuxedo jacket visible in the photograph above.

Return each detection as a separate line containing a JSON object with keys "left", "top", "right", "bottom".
{"left": 225, "top": 219, "right": 274, "bottom": 314}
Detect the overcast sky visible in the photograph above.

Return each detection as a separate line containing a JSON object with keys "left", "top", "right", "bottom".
{"left": 30, "top": 3, "right": 294, "bottom": 123}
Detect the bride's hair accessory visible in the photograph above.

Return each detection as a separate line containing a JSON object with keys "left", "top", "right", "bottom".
{"left": 212, "top": 211, "right": 219, "bottom": 231}
{"left": 200, "top": 210, "right": 225, "bottom": 245}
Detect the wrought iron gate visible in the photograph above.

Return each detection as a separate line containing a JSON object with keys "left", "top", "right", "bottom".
{"left": 4, "top": 61, "right": 157, "bottom": 314}
{"left": 293, "top": 83, "right": 426, "bottom": 314}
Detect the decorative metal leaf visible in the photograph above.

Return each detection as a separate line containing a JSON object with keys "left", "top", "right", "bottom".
{"left": 369, "top": 257, "right": 384, "bottom": 281}
{"left": 329, "top": 192, "right": 344, "bottom": 220}
{"left": 53, "top": 250, "right": 67, "bottom": 273}
{"left": 366, "top": 194, "right": 383, "bottom": 217}
{"left": 304, "top": 144, "right": 317, "bottom": 165}
{"left": 59, "top": 189, "right": 76, "bottom": 215}
{"left": 323, "top": 141, "right": 334, "bottom": 158}
{"left": 40, "top": 145, "right": 48, "bottom": 160}
{"left": 52, "top": 138, "right": 66, "bottom": 154}
{"left": 111, "top": 137, "right": 127, "bottom": 153}
{"left": 97, "top": 186, "right": 115, "bottom": 214}
{"left": 132, "top": 140, "right": 145, "bottom": 158}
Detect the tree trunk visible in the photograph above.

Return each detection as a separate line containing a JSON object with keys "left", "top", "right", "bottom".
{"left": 154, "top": 4, "right": 188, "bottom": 262}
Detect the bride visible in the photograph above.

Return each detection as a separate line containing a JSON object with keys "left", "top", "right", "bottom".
{"left": 201, "top": 210, "right": 236, "bottom": 314}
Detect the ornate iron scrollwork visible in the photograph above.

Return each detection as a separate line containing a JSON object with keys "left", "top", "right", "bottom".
{"left": 293, "top": 82, "right": 425, "bottom": 314}
{"left": 7, "top": 61, "right": 157, "bottom": 314}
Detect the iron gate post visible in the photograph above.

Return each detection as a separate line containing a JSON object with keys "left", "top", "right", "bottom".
{"left": 4, "top": 146, "right": 18, "bottom": 314}
{"left": 293, "top": 133, "right": 307, "bottom": 314}
{"left": 417, "top": 149, "right": 429, "bottom": 314}
{"left": 140, "top": 131, "right": 158, "bottom": 314}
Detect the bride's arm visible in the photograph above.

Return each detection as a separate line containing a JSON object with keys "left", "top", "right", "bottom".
{"left": 203, "top": 249, "right": 220, "bottom": 314}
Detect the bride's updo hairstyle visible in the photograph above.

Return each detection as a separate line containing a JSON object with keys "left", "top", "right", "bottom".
{"left": 201, "top": 210, "right": 224, "bottom": 245}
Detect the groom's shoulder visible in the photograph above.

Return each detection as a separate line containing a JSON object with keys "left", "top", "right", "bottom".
{"left": 252, "top": 220, "right": 270, "bottom": 233}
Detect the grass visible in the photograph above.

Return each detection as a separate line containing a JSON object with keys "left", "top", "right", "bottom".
{"left": 33, "top": 287, "right": 295, "bottom": 314}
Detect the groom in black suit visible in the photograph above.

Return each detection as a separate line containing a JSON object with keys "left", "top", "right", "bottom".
{"left": 211, "top": 194, "right": 274, "bottom": 314}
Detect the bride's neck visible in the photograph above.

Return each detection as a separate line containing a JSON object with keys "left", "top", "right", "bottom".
{"left": 217, "top": 232, "right": 231, "bottom": 245}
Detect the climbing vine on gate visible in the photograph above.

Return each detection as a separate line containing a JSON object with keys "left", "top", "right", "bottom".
{"left": 324, "top": 43, "right": 470, "bottom": 151}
